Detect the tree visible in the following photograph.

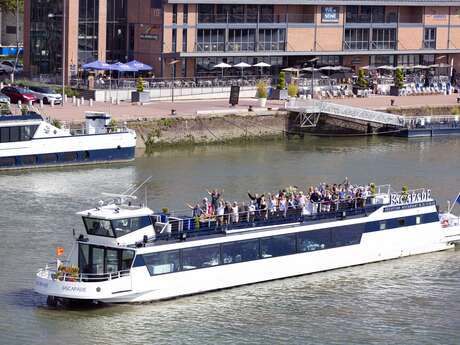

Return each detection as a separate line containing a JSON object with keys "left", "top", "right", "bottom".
{"left": 394, "top": 67, "right": 405, "bottom": 89}
{"left": 277, "top": 71, "right": 286, "bottom": 90}
{"left": 0, "top": 0, "right": 24, "bottom": 14}
{"left": 356, "top": 69, "right": 368, "bottom": 88}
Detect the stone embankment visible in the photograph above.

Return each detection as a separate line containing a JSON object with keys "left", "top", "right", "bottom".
{"left": 127, "top": 109, "right": 287, "bottom": 150}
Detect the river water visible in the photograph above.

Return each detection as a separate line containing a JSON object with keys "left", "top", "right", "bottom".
{"left": 1, "top": 136, "right": 460, "bottom": 345}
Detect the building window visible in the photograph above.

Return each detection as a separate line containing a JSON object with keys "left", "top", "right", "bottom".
{"left": 318, "top": 55, "right": 342, "bottom": 67}
{"left": 106, "top": 0, "right": 127, "bottom": 62}
{"left": 5, "top": 26, "right": 16, "bottom": 34}
{"left": 172, "top": 28, "right": 177, "bottom": 52}
{"left": 370, "top": 55, "right": 394, "bottom": 66}
{"left": 172, "top": 4, "right": 177, "bottom": 24}
{"left": 78, "top": 0, "right": 99, "bottom": 65}
{"left": 228, "top": 29, "right": 255, "bottom": 51}
{"left": 183, "top": 4, "right": 188, "bottom": 24}
{"left": 344, "top": 28, "right": 369, "bottom": 50}
{"left": 397, "top": 54, "right": 420, "bottom": 66}
{"left": 424, "top": 28, "right": 436, "bottom": 49}
{"left": 182, "top": 29, "right": 187, "bottom": 52}
{"left": 196, "top": 29, "right": 225, "bottom": 51}
{"left": 258, "top": 29, "right": 285, "bottom": 51}
{"left": 371, "top": 28, "right": 396, "bottom": 50}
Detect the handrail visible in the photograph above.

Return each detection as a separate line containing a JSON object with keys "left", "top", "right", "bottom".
{"left": 41, "top": 267, "right": 131, "bottom": 282}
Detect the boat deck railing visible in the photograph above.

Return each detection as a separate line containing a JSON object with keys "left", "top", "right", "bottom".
{"left": 404, "top": 115, "right": 460, "bottom": 129}
{"left": 40, "top": 265, "right": 131, "bottom": 283}
{"left": 148, "top": 194, "right": 390, "bottom": 244}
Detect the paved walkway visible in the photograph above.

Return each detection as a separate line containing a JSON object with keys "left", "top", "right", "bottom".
{"left": 27, "top": 94, "right": 460, "bottom": 122}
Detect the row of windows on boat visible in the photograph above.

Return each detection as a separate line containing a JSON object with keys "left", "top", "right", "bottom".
{"left": 133, "top": 212, "right": 439, "bottom": 276}
{"left": 0, "top": 125, "right": 38, "bottom": 143}
{"left": 0, "top": 151, "right": 92, "bottom": 167}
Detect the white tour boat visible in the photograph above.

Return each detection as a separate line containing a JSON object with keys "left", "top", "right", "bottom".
{"left": 0, "top": 111, "right": 136, "bottom": 170}
{"left": 35, "top": 183, "right": 460, "bottom": 305}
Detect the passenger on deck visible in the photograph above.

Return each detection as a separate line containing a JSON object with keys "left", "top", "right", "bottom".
{"left": 248, "top": 191, "right": 265, "bottom": 209}
{"left": 202, "top": 197, "right": 213, "bottom": 217}
{"left": 224, "top": 201, "right": 232, "bottom": 225}
{"left": 231, "top": 202, "right": 239, "bottom": 223}
{"left": 248, "top": 201, "right": 256, "bottom": 222}
{"left": 207, "top": 189, "right": 223, "bottom": 215}
{"left": 216, "top": 201, "right": 225, "bottom": 225}
{"left": 259, "top": 196, "right": 268, "bottom": 219}
{"left": 187, "top": 203, "right": 204, "bottom": 219}
{"left": 268, "top": 193, "right": 277, "bottom": 214}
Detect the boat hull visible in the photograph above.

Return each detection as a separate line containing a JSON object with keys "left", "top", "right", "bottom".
{"left": 35, "top": 222, "right": 457, "bottom": 304}
{"left": 0, "top": 131, "right": 136, "bottom": 170}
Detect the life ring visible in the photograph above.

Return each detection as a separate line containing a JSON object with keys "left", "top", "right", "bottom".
{"left": 441, "top": 218, "right": 449, "bottom": 228}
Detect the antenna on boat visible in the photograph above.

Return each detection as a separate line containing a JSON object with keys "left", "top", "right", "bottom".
{"left": 128, "top": 176, "right": 152, "bottom": 197}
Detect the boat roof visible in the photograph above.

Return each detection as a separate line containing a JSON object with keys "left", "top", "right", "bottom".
{"left": 77, "top": 204, "right": 154, "bottom": 220}
{"left": 0, "top": 113, "right": 43, "bottom": 122}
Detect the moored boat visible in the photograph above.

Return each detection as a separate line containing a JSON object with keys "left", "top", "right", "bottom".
{"left": 35, "top": 183, "right": 460, "bottom": 305}
{"left": 0, "top": 111, "right": 136, "bottom": 170}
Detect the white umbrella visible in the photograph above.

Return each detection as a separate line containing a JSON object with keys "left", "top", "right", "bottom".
{"left": 253, "top": 62, "right": 271, "bottom": 76}
{"left": 254, "top": 62, "right": 271, "bottom": 67}
{"left": 361, "top": 65, "right": 378, "bottom": 71}
{"left": 319, "top": 66, "right": 341, "bottom": 71}
{"left": 377, "top": 65, "right": 395, "bottom": 70}
{"left": 429, "top": 63, "right": 450, "bottom": 68}
{"left": 234, "top": 62, "right": 251, "bottom": 77}
{"left": 301, "top": 67, "right": 320, "bottom": 72}
{"left": 213, "top": 62, "right": 232, "bottom": 78}
{"left": 413, "top": 65, "right": 429, "bottom": 70}
{"left": 282, "top": 67, "right": 300, "bottom": 73}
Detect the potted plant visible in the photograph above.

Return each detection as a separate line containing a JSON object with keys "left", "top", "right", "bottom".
{"left": 390, "top": 67, "right": 405, "bottom": 96}
{"left": 353, "top": 68, "right": 368, "bottom": 95}
{"left": 256, "top": 81, "right": 268, "bottom": 107}
{"left": 287, "top": 83, "right": 298, "bottom": 106}
{"left": 270, "top": 71, "right": 288, "bottom": 100}
{"left": 131, "top": 77, "right": 150, "bottom": 103}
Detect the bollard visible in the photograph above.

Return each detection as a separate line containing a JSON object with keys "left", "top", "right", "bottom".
{"left": 50, "top": 99, "right": 55, "bottom": 108}
{"left": 76, "top": 99, "right": 81, "bottom": 107}
{"left": 89, "top": 99, "right": 94, "bottom": 107}
{"left": 80, "top": 97, "right": 84, "bottom": 105}
{"left": 64, "top": 94, "right": 68, "bottom": 103}
{"left": 0, "top": 82, "right": 3, "bottom": 89}
{"left": 17, "top": 100, "right": 21, "bottom": 108}
{"left": 72, "top": 96, "right": 76, "bottom": 104}
{"left": 28, "top": 100, "right": 32, "bottom": 107}
{"left": 171, "top": 109, "right": 176, "bottom": 116}
{"left": 39, "top": 99, "right": 43, "bottom": 108}
{"left": 116, "top": 99, "right": 120, "bottom": 105}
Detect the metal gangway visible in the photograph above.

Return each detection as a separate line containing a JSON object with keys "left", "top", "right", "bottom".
{"left": 287, "top": 99, "right": 405, "bottom": 128}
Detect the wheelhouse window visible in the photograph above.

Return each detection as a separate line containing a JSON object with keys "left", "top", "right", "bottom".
{"left": 83, "top": 217, "right": 115, "bottom": 237}
{"left": 111, "top": 216, "right": 152, "bottom": 237}
{"left": 78, "top": 243, "right": 135, "bottom": 274}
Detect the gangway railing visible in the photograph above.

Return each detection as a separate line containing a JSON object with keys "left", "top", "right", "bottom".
{"left": 288, "top": 99, "right": 405, "bottom": 127}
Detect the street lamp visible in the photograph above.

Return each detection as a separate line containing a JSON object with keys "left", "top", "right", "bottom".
{"left": 169, "top": 59, "right": 180, "bottom": 103}
{"left": 48, "top": 0, "right": 66, "bottom": 107}
{"left": 308, "top": 57, "right": 318, "bottom": 99}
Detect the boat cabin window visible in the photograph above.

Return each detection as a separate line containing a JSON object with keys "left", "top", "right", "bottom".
{"left": 143, "top": 250, "right": 181, "bottom": 275}
{"left": 83, "top": 217, "right": 115, "bottom": 237}
{"left": 182, "top": 244, "right": 221, "bottom": 270}
{"left": 261, "top": 234, "right": 296, "bottom": 258}
{"left": 111, "top": 216, "right": 152, "bottom": 237}
{"left": 222, "top": 239, "right": 260, "bottom": 264}
{"left": 78, "top": 243, "right": 135, "bottom": 274}
{"left": 0, "top": 125, "right": 38, "bottom": 143}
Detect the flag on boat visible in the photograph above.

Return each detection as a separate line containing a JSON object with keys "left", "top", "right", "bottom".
{"left": 456, "top": 193, "right": 460, "bottom": 205}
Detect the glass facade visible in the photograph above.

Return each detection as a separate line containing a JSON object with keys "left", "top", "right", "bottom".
{"left": 30, "top": 0, "right": 63, "bottom": 75}
{"left": 106, "top": 0, "right": 127, "bottom": 62}
{"left": 78, "top": 0, "right": 99, "bottom": 65}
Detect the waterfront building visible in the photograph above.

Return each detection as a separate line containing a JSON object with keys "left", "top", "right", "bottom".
{"left": 0, "top": 9, "right": 22, "bottom": 57}
{"left": 23, "top": 0, "right": 460, "bottom": 82}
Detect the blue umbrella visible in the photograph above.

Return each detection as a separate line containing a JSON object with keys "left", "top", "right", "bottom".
{"left": 110, "top": 62, "right": 138, "bottom": 72}
{"left": 126, "top": 60, "right": 152, "bottom": 71}
{"left": 82, "top": 60, "right": 112, "bottom": 70}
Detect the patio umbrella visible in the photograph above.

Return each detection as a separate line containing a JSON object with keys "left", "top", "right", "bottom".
{"left": 361, "top": 65, "right": 378, "bottom": 71}
{"left": 234, "top": 62, "right": 252, "bottom": 77}
{"left": 126, "top": 60, "right": 152, "bottom": 71}
{"left": 301, "top": 67, "right": 320, "bottom": 72}
{"left": 213, "top": 62, "right": 232, "bottom": 78}
{"left": 319, "top": 66, "right": 341, "bottom": 71}
{"left": 429, "top": 63, "right": 451, "bottom": 68}
{"left": 377, "top": 65, "right": 395, "bottom": 70}
{"left": 282, "top": 67, "right": 300, "bottom": 73}
{"left": 413, "top": 65, "right": 429, "bottom": 70}
{"left": 82, "top": 60, "right": 112, "bottom": 70}
{"left": 110, "top": 62, "right": 138, "bottom": 72}
{"left": 254, "top": 62, "right": 271, "bottom": 76}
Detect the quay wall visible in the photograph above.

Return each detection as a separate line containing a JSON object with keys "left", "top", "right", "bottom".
{"left": 127, "top": 111, "right": 287, "bottom": 149}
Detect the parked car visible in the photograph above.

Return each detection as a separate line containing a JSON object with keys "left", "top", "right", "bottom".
{"left": 28, "top": 86, "right": 62, "bottom": 104}
{"left": 0, "top": 92, "right": 10, "bottom": 104}
{"left": 1, "top": 86, "right": 37, "bottom": 104}
{"left": 0, "top": 60, "right": 23, "bottom": 74}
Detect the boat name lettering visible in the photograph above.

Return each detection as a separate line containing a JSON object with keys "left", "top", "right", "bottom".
{"left": 61, "top": 285, "right": 86, "bottom": 293}
{"left": 384, "top": 200, "right": 435, "bottom": 212}
{"left": 390, "top": 189, "right": 431, "bottom": 205}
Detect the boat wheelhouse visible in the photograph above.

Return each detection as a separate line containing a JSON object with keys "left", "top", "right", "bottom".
{"left": 35, "top": 184, "right": 460, "bottom": 305}
{"left": 0, "top": 111, "right": 136, "bottom": 170}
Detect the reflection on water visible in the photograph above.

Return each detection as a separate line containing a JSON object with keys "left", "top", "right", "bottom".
{"left": 2, "top": 136, "right": 460, "bottom": 344}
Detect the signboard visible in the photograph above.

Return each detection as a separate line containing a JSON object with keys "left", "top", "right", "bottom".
{"left": 321, "top": 7, "right": 339, "bottom": 23}
{"left": 389, "top": 189, "right": 432, "bottom": 206}
{"left": 140, "top": 25, "right": 160, "bottom": 40}
{"left": 229, "top": 85, "right": 240, "bottom": 106}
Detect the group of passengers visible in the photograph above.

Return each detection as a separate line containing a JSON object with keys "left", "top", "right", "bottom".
{"left": 186, "top": 179, "right": 375, "bottom": 225}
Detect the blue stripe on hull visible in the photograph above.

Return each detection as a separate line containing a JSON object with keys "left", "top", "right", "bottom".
{"left": 0, "top": 147, "right": 135, "bottom": 170}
